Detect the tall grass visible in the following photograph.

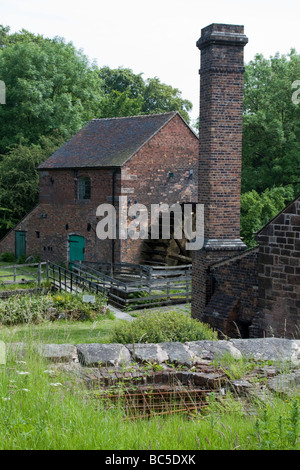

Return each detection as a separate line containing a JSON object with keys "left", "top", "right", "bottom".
{"left": 0, "top": 346, "right": 299, "bottom": 450}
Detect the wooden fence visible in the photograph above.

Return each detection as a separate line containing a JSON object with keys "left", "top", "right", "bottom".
{"left": 73, "top": 261, "right": 192, "bottom": 310}
{"left": 0, "top": 260, "right": 192, "bottom": 310}
{"left": 0, "top": 262, "right": 47, "bottom": 287}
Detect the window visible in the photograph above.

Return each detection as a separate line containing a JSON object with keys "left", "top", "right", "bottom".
{"left": 78, "top": 177, "right": 91, "bottom": 200}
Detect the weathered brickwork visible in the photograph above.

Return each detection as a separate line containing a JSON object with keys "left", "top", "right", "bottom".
{"left": 255, "top": 198, "right": 300, "bottom": 338}
{"left": 192, "top": 24, "right": 248, "bottom": 321}
{"left": 202, "top": 249, "right": 259, "bottom": 338}
{"left": 0, "top": 168, "right": 121, "bottom": 264}
{"left": 191, "top": 23, "right": 300, "bottom": 339}
{"left": 0, "top": 113, "right": 198, "bottom": 266}
{"left": 119, "top": 113, "right": 198, "bottom": 263}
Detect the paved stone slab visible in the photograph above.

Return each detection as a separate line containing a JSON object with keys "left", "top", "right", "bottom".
{"left": 185, "top": 340, "right": 242, "bottom": 362}
{"left": 126, "top": 343, "right": 168, "bottom": 364}
{"left": 159, "top": 342, "right": 194, "bottom": 367}
{"left": 36, "top": 344, "right": 76, "bottom": 362}
{"left": 76, "top": 343, "right": 131, "bottom": 367}
{"left": 230, "top": 338, "right": 300, "bottom": 365}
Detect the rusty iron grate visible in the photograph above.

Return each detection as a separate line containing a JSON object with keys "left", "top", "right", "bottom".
{"left": 97, "top": 385, "right": 212, "bottom": 420}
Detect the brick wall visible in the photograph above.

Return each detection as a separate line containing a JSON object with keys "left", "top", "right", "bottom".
{"left": 0, "top": 114, "right": 198, "bottom": 266}
{"left": 255, "top": 197, "right": 300, "bottom": 338}
{"left": 192, "top": 24, "right": 248, "bottom": 320}
{"left": 0, "top": 168, "right": 121, "bottom": 265}
{"left": 115, "top": 113, "right": 199, "bottom": 264}
{"left": 199, "top": 248, "right": 259, "bottom": 338}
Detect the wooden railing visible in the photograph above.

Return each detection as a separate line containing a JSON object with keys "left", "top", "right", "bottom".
{"left": 73, "top": 261, "right": 192, "bottom": 310}
{"left": 0, "top": 260, "right": 191, "bottom": 310}
{"left": 0, "top": 262, "right": 48, "bottom": 287}
{"left": 47, "top": 262, "right": 108, "bottom": 296}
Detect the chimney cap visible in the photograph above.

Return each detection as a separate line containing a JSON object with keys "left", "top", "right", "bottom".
{"left": 197, "top": 23, "right": 248, "bottom": 50}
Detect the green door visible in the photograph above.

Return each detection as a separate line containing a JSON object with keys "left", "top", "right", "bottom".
{"left": 15, "top": 231, "right": 26, "bottom": 261}
{"left": 69, "top": 235, "right": 85, "bottom": 269}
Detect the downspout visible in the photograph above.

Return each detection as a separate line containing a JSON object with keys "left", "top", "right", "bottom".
{"left": 111, "top": 168, "right": 117, "bottom": 270}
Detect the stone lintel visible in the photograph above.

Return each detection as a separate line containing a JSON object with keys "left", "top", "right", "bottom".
{"left": 203, "top": 238, "right": 247, "bottom": 251}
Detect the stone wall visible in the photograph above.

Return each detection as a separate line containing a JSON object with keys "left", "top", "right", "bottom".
{"left": 255, "top": 196, "right": 300, "bottom": 338}
{"left": 199, "top": 248, "right": 259, "bottom": 338}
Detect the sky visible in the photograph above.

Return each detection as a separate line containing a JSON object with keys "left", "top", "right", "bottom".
{"left": 2, "top": 0, "right": 300, "bottom": 123}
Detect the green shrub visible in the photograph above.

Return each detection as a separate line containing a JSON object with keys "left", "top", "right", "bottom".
{"left": 0, "top": 252, "right": 15, "bottom": 263}
{"left": 0, "top": 291, "right": 108, "bottom": 325}
{"left": 111, "top": 310, "right": 217, "bottom": 344}
{"left": 49, "top": 291, "right": 107, "bottom": 321}
{"left": 17, "top": 254, "right": 28, "bottom": 264}
{"left": 0, "top": 294, "right": 52, "bottom": 325}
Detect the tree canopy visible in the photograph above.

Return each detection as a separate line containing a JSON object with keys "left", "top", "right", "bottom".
{"left": 98, "top": 66, "right": 192, "bottom": 122}
{"left": 242, "top": 49, "right": 300, "bottom": 194}
{"left": 0, "top": 26, "right": 299, "bottom": 249}
{"left": 0, "top": 26, "right": 193, "bottom": 237}
{"left": 0, "top": 27, "right": 101, "bottom": 153}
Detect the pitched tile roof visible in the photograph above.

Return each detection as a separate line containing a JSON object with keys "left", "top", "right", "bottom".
{"left": 38, "top": 112, "right": 179, "bottom": 169}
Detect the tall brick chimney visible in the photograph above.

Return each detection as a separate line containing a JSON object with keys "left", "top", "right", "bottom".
{"left": 192, "top": 24, "right": 248, "bottom": 320}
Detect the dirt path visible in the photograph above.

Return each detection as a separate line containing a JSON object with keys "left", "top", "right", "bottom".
{"left": 108, "top": 303, "right": 191, "bottom": 321}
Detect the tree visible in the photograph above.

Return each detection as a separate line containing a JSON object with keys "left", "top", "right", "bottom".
{"left": 242, "top": 50, "right": 300, "bottom": 195}
{"left": 142, "top": 77, "right": 192, "bottom": 123}
{"left": 97, "top": 67, "right": 192, "bottom": 123}
{"left": 240, "top": 185, "right": 295, "bottom": 247}
{"left": 0, "top": 26, "right": 102, "bottom": 153}
{"left": 0, "top": 135, "right": 64, "bottom": 238}
{"left": 0, "top": 27, "right": 195, "bottom": 238}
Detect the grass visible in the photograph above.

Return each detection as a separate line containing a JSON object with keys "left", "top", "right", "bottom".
{"left": 0, "top": 348, "right": 299, "bottom": 450}
{"left": 0, "top": 289, "right": 299, "bottom": 450}
{"left": 0, "top": 261, "right": 47, "bottom": 289}
{"left": 0, "top": 315, "right": 125, "bottom": 345}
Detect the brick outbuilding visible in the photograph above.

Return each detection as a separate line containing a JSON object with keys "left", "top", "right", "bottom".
{"left": 0, "top": 112, "right": 198, "bottom": 266}
{"left": 254, "top": 195, "right": 300, "bottom": 338}
{"left": 191, "top": 23, "right": 300, "bottom": 339}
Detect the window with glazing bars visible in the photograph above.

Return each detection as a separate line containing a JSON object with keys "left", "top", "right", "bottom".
{"left": 78, "top": 177, "right": 91, "bottom": 200}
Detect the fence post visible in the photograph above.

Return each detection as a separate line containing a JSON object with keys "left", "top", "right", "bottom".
{"left": 167, "top": 281, "right": 170, "bottom": 303}
{"left": 64, "top": 268, "right": 67, "bottom": 292}
{"left": 58, "top": 266, "right": 61, "bottom": 291}
{"left": 185, "top": 270, "right": 190, "bottom": 302}
{"left": 14, "top": 266, "right": 16, "bottom": 283}
{"left": 38, "top": 263, "right": 42, "bottom": 287}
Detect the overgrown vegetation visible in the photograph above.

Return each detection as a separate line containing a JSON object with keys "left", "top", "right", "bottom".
{"left": 0, "top": 348, "right": 299, "bottom": 450}
{"left": 0, "top": 294, "right": 299, "bottom": 450}
{"left": 0, "top": 291, "right": 108, "bottom": 325}
{"left": 111, "top": 310, "right": 217, "bottom": 344}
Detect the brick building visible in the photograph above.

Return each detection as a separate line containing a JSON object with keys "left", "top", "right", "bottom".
{"left": 191, "top": 23, "right": 300, "bottom": 339}
{"left": 0, "top": 112, "right": 198, "bottom": 266}
{"left": 254, "top": 195, "right": 300, "bottom": 338}
{"left": 192, "top": 24, "right": 249, "bottom": 323}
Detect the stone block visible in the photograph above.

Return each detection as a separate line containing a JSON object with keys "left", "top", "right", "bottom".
{"left": 36, "top": 343, "right": 76, "bottom": 362}
{"left": 230, "top": 338, "right": 300, "bottom": 366}
{"left": 76, "top": 343, "right": 131, "bottom": 367}
{"left": 126, "top": 343, "right": 168, "bottom": 364}
{"left": 184, "top": 340, "right": 242, "bottom": 362}
{"left": 159, "top": 342, "right": 194, "bottom": 367}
